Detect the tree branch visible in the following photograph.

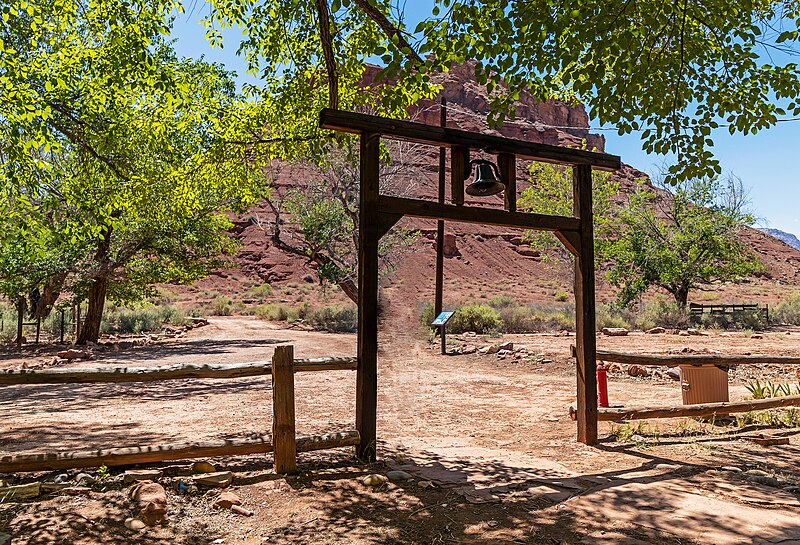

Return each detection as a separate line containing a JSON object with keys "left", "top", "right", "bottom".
{"left": 316, "top": 0, "right": 339, "bottom": 110}
{"left": 351, "top": 0, "right": 424, "bottom": 64}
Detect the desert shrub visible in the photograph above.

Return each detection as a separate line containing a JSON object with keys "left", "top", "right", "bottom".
{"left": 308, "top": 305, "right": 357, "bottom": 332}
{"left": 642, "top": 299, "right": 689, "bottom": 329}
{"left": 487, "top": 295, "right": 516, "bottom": 309}
{"left": 250, "top": 283, "right": 273, "bottom": 297}
{"left": 448, "top": 304, "right": 502, "bottom": 334}
{"left": 498, "top": 306, "right": 546, "bottom": 333}
{"left": 554, "top": 291, "right": 569, "bottom": 302}
{"left": 101, "top": 305, "right": 186, "bottom": 334}
{"left": 595, "top": 305, "right": 632, "bottom": 330}
{"left": 419, "top": 303, "right": 436, "bottom": 327}
{"left": 773, "top": 293, "right": 800, "bottom": 325}
{"left": 255, "top": 303, "right": 300, "bottom": 323}
{"left": 210, "top": 296, "right": 233, "bottom": 316}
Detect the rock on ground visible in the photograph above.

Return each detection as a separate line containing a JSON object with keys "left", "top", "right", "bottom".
{"left": 130, "top": 481, "right": 168, "bottom": 526}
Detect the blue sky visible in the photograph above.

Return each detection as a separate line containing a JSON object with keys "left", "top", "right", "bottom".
{"left": 170, "top": 8, "right": 800, "bottom": 234}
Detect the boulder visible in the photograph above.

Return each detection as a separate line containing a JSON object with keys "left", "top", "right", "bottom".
{"left": 498, "top": 342, "right": 513, "bottom": 351}
{"left": 627, "top": 365, "right": 648, "bottom": 377}
{"left": 130, "top": 481, "right": 168, "bottom": 526}
{"left": 192, "top": 461, "right": 216, "bottom": 474}
{"left": 55, "top": 348, "right": 91, "bottom": 360}
{"left": 214, "top": 491, "right": 243, "bottom": 509}
{"left": 124, "top": 518, "right": 147, "bottom": 531}
{"left": 123, "top": 469, "right": 163, "bottom": 484}
{"left": 601, "top": 327, "right": 628, "bottom": 337}
{"left": 386, "top": 470, "right": 414, "bottom": 482}
{"left": 666, "top": 367, "right": 681, "bottom": 380}
{"left": 442, "top": 233, "right": 459, "bottom": 256}
{"left": 646, "top": 327, "right": 666, "bottom": 334}
{"left": 193, "top": 471, "right": 233, "bottom": 488}
{"left": 362, "top": 474, "right": 388, "bottom": 487}
{"left": 461, "top": 345, "right": 477, "bottom": 355}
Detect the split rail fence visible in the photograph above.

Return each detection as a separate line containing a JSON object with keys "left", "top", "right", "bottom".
{"left": 0, "top": 345, "right": 357, "bottom": 473}
{"left": 571, "top": 347, "right": 800, "bottom": 423}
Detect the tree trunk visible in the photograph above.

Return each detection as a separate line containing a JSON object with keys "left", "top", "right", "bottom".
{"left": 77, "top": 222, "right": 113, "bottom": 345}
{"left": 76, "top": 275, "right": 108, "bottom": 345}
{"left": 672, "top": 284, "right": 690, "bottom": 307}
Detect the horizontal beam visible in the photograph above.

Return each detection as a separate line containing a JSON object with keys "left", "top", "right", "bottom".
{"left": 0, "top": 430, "right": 361, "bottom": 472}
{"left": 582, "top": 395, "right": 800, "bottom": 422}
{"left": 591, "top": 348, "right": 800, "bottom": 367}
{"left": 379, "top": 195, "right": 579, "bottom": 232}
{"left": 320, "top": 109, "right": 621, "bottom": 171}
{"left": 0, "top": 357, "right": 357, "bottom": 385}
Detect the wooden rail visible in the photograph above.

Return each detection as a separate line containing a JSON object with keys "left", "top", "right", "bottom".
{"left": 0, "top": 348, "right": 358, "bottom": 473}
{"left": 572, "top": 395, "right": 800, "bottom": 422}
{"left": 593, "top": 349, "right": 800, "bottom": 367}
{"left": 0, "top": 431, "right": 361, "bottom": 473}
{"left": 0, "top": 357, "right": 357, "bottom": 385}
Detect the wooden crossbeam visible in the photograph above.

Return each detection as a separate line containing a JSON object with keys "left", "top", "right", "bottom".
{"left": 319, "top": 109, "right": 621, "bottom": 171}
{"left": 588, "top": 395, "right": 800, "bottom": 422}
{"left": 591, "top": 349, "right": 800, "bottom": 367}
{"left": 378, "top": 196, "right": 578, "bottom": 232}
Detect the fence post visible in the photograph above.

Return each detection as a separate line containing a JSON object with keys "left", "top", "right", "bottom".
{"left": 272, "top": 345, "right": 297, "bottom": 474}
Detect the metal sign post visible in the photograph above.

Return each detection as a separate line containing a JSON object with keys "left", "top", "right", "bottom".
{"left": 431, "top": 311, "right": 455, "bottom": 355}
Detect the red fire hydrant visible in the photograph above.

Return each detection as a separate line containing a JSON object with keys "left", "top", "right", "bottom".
{"left": 597, "top": 362, "right": 609, "bottom": 408}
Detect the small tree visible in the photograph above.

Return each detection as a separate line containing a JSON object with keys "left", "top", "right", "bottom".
{"left": 257, "top": 141, "right": 421, "bottom": 303}
{"left": 606, "top": 174, "right": 762, "bottom": 307}
{"left": 518, "top": 161, "right": 619, "bottom": 259}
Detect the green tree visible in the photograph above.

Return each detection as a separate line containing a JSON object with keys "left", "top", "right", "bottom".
{"left": 0, "top": 12, "right": 264, "bottom": 343}
{"left": 204, "top": 0, "right": 800, "bottom": 183}
{"left": 606, "top": 174, "right": 762, "bottom": 307}
{"left": 518, "top": 161, "right": 619, "bottom": 259}
{"left": 258, "top": 141, "right": 420, "bottom": 302}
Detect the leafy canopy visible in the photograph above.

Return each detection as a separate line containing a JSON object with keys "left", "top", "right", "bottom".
{"left": 203, "top": 0, "right": 800, "bottom": 182}
{"left": 606, "top": 175, "right": 763, "bottom": 307}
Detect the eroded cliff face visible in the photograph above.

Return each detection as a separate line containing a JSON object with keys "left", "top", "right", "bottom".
{"left": 365, "top": 62, "right": 605, "bottom": 152}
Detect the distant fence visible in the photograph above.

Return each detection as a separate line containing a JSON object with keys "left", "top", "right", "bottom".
{"left": 570, "top": 347, "right": 800, "bottom": 422}
{"left": 0, "top": 347, "right": 358, "bottom": 473}
{"left": 688, "top": 303, "right": 769, "bottom": 325}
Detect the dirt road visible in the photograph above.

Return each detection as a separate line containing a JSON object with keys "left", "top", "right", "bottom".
{"left": 1, "top": 317, "right": 799, "bottom": 544}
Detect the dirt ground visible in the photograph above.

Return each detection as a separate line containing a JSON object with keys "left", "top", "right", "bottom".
{"left": 1, "top": 316, "right": 800, "bottom": 544}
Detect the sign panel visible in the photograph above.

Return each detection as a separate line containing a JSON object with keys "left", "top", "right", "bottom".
{"left": 431, "top": 311, "right": 455, "bottom": 326}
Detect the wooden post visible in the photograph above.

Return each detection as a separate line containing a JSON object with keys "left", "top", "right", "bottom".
{"left": 573, "top": 164, "right": 598, "bottom": 445}
{"left": 499, "top": 153, "right": 516, "bottom": 212}
{"left": 272, "top": 345, "right": 297, "bottom": 474}
{"left": 451, "top": 146, "right": 469, "bottom": 206}
{"left": 435, "top": 98, "right": 446, "bottom": 318}
{"left": 60, "top": 309, "right": 65, "bottom": 344}
{"left": 357, "top": 132, "right": 380, "bottom": 461}
{"left": 75, "top": 303, "right": 81, "bottom": 341}
{"left": 35, "top": 317, "right": 41, "bottom": 344}
{"left": 16, "top": 296, "right": 24, "bottom": 348}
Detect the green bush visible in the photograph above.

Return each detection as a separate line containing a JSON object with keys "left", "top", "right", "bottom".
{"left": 101, "top": 305, "right": 186, "bottom": 334}
{"left": 448, "top": 304, "right": 503, "bottom": 334}
{"left": 210, "top": 296, "right": 233, "bottom": 316}
{"left": 308, "top": 305, "right": 357, "bottom": 332}
{"left": 774, "top": 293, "right": 800, "bottom": 325}
{"left": 255, "top": 303, "right": 295, "bottom": 322}
{"left": 642, "top": 299, "right": 689, "bottom": 329}
{"left": 487, "top": 295, "right": 516, "bottom": 309}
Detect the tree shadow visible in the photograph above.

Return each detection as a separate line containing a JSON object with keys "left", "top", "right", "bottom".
{"left": 254, "top": 443, "right": 800, "bottom": 544}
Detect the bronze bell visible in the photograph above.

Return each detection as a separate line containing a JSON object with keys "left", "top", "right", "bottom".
{"left": 466, "top": 159, "right": 505, "bottom": 197}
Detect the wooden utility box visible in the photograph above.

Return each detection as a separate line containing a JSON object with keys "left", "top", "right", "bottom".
{"left": 680, "top": 364, "right": 729, "bottom": 405}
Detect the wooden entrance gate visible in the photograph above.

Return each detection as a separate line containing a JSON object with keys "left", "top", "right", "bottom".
{"left": 320, "top": 109, "right": 621, "bottom": 459}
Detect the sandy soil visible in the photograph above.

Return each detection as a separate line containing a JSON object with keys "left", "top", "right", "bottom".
{"left": 1, "top": 317, "right": 799, "bottom": 544}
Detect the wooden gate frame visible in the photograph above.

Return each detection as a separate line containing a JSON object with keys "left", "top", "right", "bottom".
{"left": 320, "top": 109, "right": 621, "bottom": 459}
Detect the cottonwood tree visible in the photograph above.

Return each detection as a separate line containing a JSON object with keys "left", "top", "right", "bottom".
{"left": 518, "top": 161, "right": 619, "bottom": 260}
{"left": 606, "top": 174, "right": 762, "bottom": 307}
{"left": 256, "top": 141, "right": 423, "bottom": 303}
{"left": 0, "top": 3, "right": 265, "bottom": 343}
{"left": 204, "top": 0, "right": 800, "bottom": 183}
